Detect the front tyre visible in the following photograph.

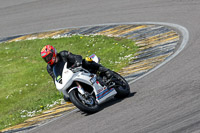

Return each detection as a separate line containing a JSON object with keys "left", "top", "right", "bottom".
{"left": 69, "top": 89, "right": 100, "bottom": 113}
{"left": 112, "top": 71, "right": 130, "bottom": 98}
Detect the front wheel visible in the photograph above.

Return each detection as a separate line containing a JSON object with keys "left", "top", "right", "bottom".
{"left": 111, "top": 71, "right": 130, "bottom": 98}
{"left": 69, "top": 89, "right": 100, "bottom": 113}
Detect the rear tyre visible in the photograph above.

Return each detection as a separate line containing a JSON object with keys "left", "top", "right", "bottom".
{"left": 69, "top": 89, "right": 100, "bottom": 113}
{"left": 112, "top": 71, "right": 130, "bottom": 98}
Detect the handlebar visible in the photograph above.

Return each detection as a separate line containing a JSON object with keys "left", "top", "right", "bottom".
{"left": 69, "top": 66, "right": 90, "bottom": 73}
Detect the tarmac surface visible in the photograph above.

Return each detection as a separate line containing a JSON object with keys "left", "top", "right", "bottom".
{"left": 1, "top": 0, "right": 200, "bottom": 133}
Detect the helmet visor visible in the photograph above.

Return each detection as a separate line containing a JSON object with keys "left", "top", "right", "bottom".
{"left": 44, "top": 53, "right": 53, "bottom": 63}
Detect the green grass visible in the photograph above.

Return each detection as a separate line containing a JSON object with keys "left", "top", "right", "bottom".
{"left": 0, "top": 35, "right": 138, "bottom": 130}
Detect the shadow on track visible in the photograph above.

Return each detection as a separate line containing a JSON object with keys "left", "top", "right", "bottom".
{"left": 79, "top": 92, "right": 137, "bottom": 116}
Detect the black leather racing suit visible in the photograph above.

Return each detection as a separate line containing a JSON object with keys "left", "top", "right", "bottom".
{"left": 47, "top": 50, "right": 110, "bottom": 81}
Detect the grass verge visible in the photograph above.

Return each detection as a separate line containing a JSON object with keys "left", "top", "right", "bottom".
{"left": 0, "top": 35, "right": 138, "bottom": 130}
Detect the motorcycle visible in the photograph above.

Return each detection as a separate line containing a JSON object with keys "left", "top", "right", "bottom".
{"left": 53, "top": 54, "right": 130, "bottom": 113}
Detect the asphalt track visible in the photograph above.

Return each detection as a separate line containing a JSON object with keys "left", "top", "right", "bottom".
{"left": 1, "top": 0, "right": 200, "bottom": 133}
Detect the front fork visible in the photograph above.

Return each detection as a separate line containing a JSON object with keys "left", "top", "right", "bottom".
{"left": 75, "top": 82, "right": 85, "bottom": 95}
{"left": 68, "top": 81, "right": 85, "bottom": 95}
{"left": 74, "top": 82, "right": 95, "bottom": 105}
{"left": 75, "top": 82, "right": 95, "bottom": 97}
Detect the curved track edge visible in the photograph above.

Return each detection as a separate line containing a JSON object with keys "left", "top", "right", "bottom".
{"left": 0, "top": 22, "right": 189, "bottom": 133}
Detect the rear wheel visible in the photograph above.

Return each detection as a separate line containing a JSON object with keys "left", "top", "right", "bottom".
{"left": 111, "top": 71, "right": 130, "bottom": 98}
{"left": 69, "top": 89, "right": 100, "bottom": 113}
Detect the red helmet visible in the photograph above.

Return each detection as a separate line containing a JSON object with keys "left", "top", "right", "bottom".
{"left": 41, "top": 45, "right": 57, "bottom": 65}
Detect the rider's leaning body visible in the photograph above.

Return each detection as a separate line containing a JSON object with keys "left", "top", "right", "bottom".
{"left": 41, "top": 45, "right": 111, "bottom": 83}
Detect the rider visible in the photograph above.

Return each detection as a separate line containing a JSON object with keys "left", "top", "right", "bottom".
{"left": 40, "top": 45, "right": 112, "bottom": 100}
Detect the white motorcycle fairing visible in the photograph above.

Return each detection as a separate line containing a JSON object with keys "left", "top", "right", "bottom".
{"left": 54, "top": 62, "right": 117, "bottom": 104}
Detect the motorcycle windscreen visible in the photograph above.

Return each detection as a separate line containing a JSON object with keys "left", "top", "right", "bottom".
{"left": 53, "top": 61, "right": 65, "bottom": 83}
